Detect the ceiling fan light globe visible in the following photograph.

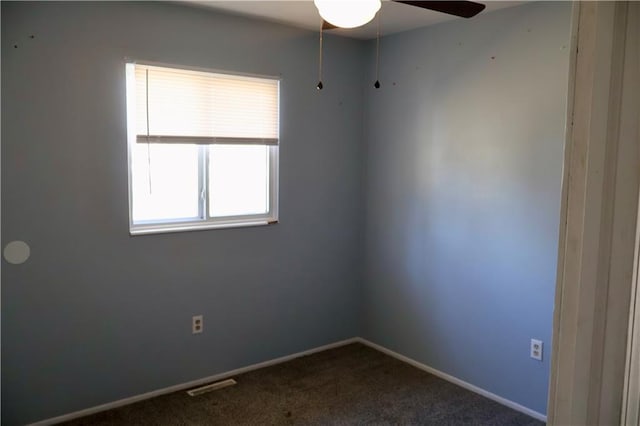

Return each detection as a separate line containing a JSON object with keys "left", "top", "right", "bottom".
{"left": 314, "top": 0, "right": 381, "bottom": 29}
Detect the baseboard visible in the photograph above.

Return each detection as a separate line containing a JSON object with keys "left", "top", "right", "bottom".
{"left": 29, "top": 336, "right": 546, "bottom": 425}
{"left": 355, "top": 337, "right": 547, "bottom": 422}
{"left": 28, "top": 337, "right": 359, "bottom": 426}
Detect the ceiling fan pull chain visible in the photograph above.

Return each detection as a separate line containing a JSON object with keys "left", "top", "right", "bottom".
{"left": 317, "top": 20, "right": 324, "bottom": 90}
{"left": 374, "top": 13, "right": 381, "bottom": 89}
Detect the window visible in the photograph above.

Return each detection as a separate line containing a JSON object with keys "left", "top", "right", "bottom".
{"left": 125, "top": 63, "right": 279, "bottom": 235}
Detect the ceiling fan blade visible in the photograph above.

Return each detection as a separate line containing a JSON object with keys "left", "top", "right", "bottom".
{"left": 322, "top": 20, "right": 338, "bottom": 30}
{"left": 393, "top": 1, "right": 486, "bottom": 18}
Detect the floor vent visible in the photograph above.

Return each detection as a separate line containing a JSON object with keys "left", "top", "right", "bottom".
{"left": 186, "top": 379, "right": 237, "bottom": 396}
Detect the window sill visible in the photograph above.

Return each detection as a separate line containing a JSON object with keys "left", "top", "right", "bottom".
{"left": 130, "top": 219, "right": 278, "bottom": 236}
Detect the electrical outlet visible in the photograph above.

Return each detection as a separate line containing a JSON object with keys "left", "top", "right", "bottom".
{"left": 530, "top": 339, "right": 543, "bottom": 361}
{"left": 192, "top": 315, "right": 203, "bottom": 334}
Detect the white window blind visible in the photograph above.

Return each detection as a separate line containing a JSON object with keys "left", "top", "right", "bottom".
{"left": 134, "top": 64, "right": 279, "bottom": 145}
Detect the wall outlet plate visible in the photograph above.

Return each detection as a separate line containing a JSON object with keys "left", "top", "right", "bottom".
{"left": 530, "top": 339, "right": 543, "bottom": 361}
{"left": 192, "top": 315, "right": 203, "bottom": 334}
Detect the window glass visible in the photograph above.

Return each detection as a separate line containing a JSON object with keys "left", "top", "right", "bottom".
{"left": 209, "top": 145, "right": 269, "bottom": 217}
{"left": 131, "top": 144, "right": 200, "bottom": 222}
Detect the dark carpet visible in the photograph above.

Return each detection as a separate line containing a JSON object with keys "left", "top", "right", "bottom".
{"left": 61, "top": 343, "right": 544, "bottom": 425}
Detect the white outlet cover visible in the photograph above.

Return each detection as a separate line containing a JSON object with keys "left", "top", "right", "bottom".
{"left": 531, "top": 339, "right": 543, "bottom": 361}
{"left": 4, "top": 241, "right": 30, "bottom": 264}
{"left": 192, "top": 315, "right": 203, "bottom": 334}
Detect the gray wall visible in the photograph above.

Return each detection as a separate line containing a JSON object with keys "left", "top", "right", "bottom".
{"left": 1, "top": 2, "right": 364, "bottom": 424}
{"left": 2, "top": 1, "right": 572, "bottom": 424}
{"left": 362, "top": 2, "right": 571, "bottom": 414}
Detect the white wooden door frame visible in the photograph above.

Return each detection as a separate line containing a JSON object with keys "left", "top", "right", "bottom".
{"left": 623, "top": 197, "right": 640, "bottom": 425}
{"left": 621, "top": 3, "right": 640, "bottom": 421}
{"left": 548, "top": 2, "right": 640, "bottom": 425}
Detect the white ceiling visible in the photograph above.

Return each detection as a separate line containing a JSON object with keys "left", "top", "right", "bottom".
{"left": 183, "top": 1, "right": 527, "bottom": 39}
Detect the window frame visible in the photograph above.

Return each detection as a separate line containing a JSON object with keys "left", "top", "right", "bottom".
{"left": 125, "top": 61, "right": 280, "bottom": 236}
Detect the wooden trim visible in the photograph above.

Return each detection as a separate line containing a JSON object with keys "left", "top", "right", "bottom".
{"left": 357, "top": 339, "right": 546, "bottom": 421}
{"left": 548, "top": 2, "right": 640, "bottom": 425}
{"left": 546, "top": 1, "right": 580, "bottom": 420}
{"left": 27, "top": 338, "right": 360, "bottom": 425}
{"left": 621, "top": 3, "right": 640, "bottom": 425}
{"left": 28, "top": 336, "right": 549, "bottom": 425}
{"left": 623, "top": 194, "right": 640, "bottom": 426}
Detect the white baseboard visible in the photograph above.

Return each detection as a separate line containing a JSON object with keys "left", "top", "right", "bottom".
{"left": 29, "top": 336, "right": 546, "bottom": 425}
{"left": 355, "top": 337, "right": 547, "bottom": 422}
{"left": 28, "top": 338, "right": 359, "bottom": 426}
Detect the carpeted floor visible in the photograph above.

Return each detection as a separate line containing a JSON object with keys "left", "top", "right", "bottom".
{"left": 61, "top": 343, "right": 544, "bottom": 425}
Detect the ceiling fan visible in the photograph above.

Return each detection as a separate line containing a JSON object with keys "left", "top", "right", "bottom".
{"left": 318, "top": 1, "right": 487, "bottom": 30}
{"left": 314, "top": 1, "right": 486, "bottom": 90}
